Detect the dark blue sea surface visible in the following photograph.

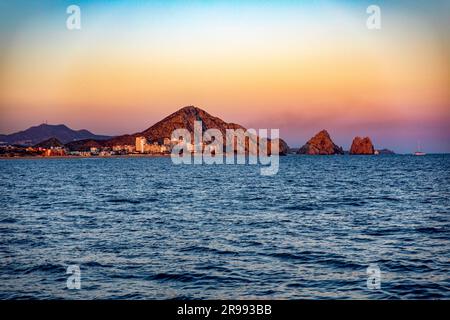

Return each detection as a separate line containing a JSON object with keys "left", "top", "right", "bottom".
{"left": 0, "top": 155, "right": 449, "bottom": 299}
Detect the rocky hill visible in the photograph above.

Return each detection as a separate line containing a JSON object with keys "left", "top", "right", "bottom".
{"left": 65, "top": 139, "right": 105, "bottom": 151}
{"left": 103, "top": 106, "right": 290, "bottom": 155}
{"left": 141, "top": 106, "right": 245, "bottom": 141}
{"left": 33, "top": 137, "right": 64, "bottom": 149}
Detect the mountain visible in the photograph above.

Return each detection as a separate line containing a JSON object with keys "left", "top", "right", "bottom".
{"left": 104, "top": 106, "right": 246, "bottom": 146}
{"left": 297, "top": 130, "right": 344, "bottom": 155}
{"left": 0, "top": 124, "right": 111, "bottom": 146}
{"left": 141, "top": 106, "right": 245, "bottom": 141}
{"left": 350, "top": 136, "right": 375, "bottom": 155}
{"left": 103, "top": 106, "right": 290, "bottom": 155}
{"left": 33, "top": 137, "right": 64, "bottom": 149}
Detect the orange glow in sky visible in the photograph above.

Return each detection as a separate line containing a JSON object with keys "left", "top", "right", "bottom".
{"left": 0, "top": 1, "right": 449, "bottom": 152}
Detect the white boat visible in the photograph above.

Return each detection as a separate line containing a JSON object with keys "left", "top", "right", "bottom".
{"left": 414, "top": 141, "right": 426, "bottom": 156}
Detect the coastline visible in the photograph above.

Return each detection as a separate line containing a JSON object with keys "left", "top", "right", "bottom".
{"left": 1, "top": 153, "right": 448, "bottom": 160}
{"left": 0, "top": 154, "right": 171, "bottom": 160}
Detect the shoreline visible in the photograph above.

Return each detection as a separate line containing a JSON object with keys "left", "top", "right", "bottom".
{"left": 0, "top": 154, "right": 171, "bottom": 160}
{"left": 0, "top": 153, "right": 448, "bottom": 160}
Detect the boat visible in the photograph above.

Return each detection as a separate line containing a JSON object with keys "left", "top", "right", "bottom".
{"left": 414, "top": 141, "right": 426, "bottom": 156}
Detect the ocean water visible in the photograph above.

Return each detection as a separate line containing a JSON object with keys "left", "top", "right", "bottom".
{"left": 0, "top": 155, "right": 449, "bottom": 299}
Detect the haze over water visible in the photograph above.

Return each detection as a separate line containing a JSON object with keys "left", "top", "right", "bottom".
{"left": 0, "top": 155, "right": 449, "bottom": 299}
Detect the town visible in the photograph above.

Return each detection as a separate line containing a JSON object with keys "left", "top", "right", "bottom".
{"left": 0, "top": 136, "right": 177, "bottom": 158}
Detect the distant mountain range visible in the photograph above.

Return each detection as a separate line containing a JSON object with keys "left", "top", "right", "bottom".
{"left": 0, "top": 124, "right": 111, "bottom": 146}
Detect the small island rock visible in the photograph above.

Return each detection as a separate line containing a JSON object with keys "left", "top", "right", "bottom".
{"left": 350, "top": 137, "right": 375, "bottom": 155}
{"left": 297, "top": 130, "right": 344, "bottom": 155}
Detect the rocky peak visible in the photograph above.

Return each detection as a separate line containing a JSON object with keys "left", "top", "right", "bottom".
{"left": 350, "top": 136, "right": 375, "bottom": 155}
{"left": 178, "top": 105, "right": 200, "bottom": 114}
{"left": 140, "top": 106, "right": 238, "bottom": 141}
{"left": 297, "top": 129, "right": 344, "bottom": 155}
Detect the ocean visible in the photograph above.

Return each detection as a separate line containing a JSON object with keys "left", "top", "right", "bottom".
{"left": 0, "top": 155, "right": 449, "bottom": 299}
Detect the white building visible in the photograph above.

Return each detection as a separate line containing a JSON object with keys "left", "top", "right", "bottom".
{"left": 136, "top": 136, "right": 147, "bottom": 153}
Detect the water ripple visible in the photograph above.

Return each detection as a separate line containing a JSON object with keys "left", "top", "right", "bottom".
{"left": 0, "top": 155, "right": 449, "bottom": 299}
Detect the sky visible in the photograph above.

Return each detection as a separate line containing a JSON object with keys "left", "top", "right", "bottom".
{"left": 0, "top": 0, "right": 449, "bottom": 153}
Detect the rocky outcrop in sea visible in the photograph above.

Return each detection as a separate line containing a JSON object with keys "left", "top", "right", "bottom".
{"left": 350, "top": 137, "right": 375, "bottom": 155}
{"left": 297, "top": 130, "right": 344, "bottom": 155}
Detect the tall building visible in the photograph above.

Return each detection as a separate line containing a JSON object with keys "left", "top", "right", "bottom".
{"left": 135, "top": 136, "right": 147, "bottom": 153}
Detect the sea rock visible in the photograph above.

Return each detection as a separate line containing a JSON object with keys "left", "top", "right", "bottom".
{"left": 268, "top": 138, "right": 289, "bottom": 156}
{"left": 350, "top": 137, "right": 375, "bottom": 155}
{"left": 297, "top": 130, "right": 344, "bottom": 155}
{"left": 277, "top": 138, "right": 290, "bottom": 156}
{"left": 377, "top": 148, "right": 395, "bottom": 155}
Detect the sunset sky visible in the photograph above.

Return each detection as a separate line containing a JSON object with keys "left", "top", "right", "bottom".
{"left": 0, "top": 0, "right": 449, "bottom": 152}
